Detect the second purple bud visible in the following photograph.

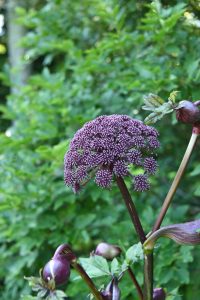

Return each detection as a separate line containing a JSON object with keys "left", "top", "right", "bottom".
{"left": 94, "top": 242, "right": 122, "bottom": 260}
{"left": 153, "top": 288, "right": 166, "bottom": 300}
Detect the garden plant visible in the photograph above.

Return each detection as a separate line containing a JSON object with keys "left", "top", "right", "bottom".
{"left": 1, "top": 1, "right": 200, "bottom": 300}
{"left": 26, "top": 93, "right": 200, "bottom": 300}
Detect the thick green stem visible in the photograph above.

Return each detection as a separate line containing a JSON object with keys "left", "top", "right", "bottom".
{"left": 128, "top": 267, "right": 143, "bottom": 300}
{"left": 144, "top": 253, "right": 153, "bottom": 300}
{"left": 153, "top": 132, "right": 198, "bottom": 232}
{"left": 71, "top": 261, "right": 105, "bottom": 300}
{"left": 116, "top": 176, "right": 146, "bottom": 244}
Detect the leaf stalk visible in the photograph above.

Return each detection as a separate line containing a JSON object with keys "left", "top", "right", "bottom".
{"left": 116, "top": 176, "right": 146, "bottom": 244}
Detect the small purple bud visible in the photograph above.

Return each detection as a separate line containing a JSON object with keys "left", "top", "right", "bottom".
{"left": 144, "top": 157, "right": 158, "bottom": 175}
{"left": 112, "top": 277, "right": 121, "bottom": 300}
{"left": 101, "top": 279, "right": 113, "bottom": 300}
{"left": 101, "top": 291, "right": 112, "bottom": 300}
{"left": 94, "top": 243, "right": 121, "bottom": 260}
{"left": 101, "top": 278, "right": 120, "bottom": 300}
{"left": 95, "top": 169, "right": 113, "bottom": 188}
{"left": 42, "top": 258, "right": 70, "bottom": 286}
{"left": 113, "top": 160, "right": 128, "bottom": 177}
{"left": 153, "top": 288, "right": 166, "bottom": 300}
{"left": 134, "top": 174, "right": 150, "bottom": 192}
{"left": 53, "top": 243, "right": 76, "bottom": 262}
{"left": 42, "top": 244, "right": 73, "bottom": 286}
{"left": 175, "top": 100, "right": 200, "bottom": 124}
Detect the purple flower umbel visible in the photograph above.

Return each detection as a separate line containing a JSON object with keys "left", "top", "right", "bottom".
{"left": 64, "top": 115, "right": 159, "bottom": 192}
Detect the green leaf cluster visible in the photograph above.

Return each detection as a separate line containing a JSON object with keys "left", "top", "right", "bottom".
{"left": 24, "top": 270, "right": 69, "bottom": 299}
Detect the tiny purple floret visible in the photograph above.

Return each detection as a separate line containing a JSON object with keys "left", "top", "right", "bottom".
{"left": 144, "top": 157, "right": 158, "bottom": 175}
{"left": 134, "top": 174, "right": 150, "bottom": 192}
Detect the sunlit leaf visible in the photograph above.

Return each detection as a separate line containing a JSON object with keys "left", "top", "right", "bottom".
{"left": 79, "top": 256, "right": 110, "bottom": 278}
{"left": 125, "top": 242, "right": 144, "bottom": 264}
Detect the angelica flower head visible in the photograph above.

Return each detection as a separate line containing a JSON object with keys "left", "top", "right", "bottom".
{"left": 64, "top": 115, "right": 159, "bottom": 193}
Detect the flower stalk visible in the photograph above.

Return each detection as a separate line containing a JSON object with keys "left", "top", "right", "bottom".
{"left": 153, "top": 132, "right": 198, "bottom": 232}
{"left": 116, "top": 176, "right": 146, "bottom": 244}
{"left": 52, "top": 244, "right": 105, "bottom": 300}
{"left": 71, "top": 260, "right": 105, "bottom": 300}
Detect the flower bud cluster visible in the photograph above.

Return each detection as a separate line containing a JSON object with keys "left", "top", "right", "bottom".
{"left": 64, "top": 115, "right": 159, "bottom": 192}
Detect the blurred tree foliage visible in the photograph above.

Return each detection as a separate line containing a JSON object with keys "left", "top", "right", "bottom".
{"left": 0, "top": 0, "right": 200, "bottom": 299}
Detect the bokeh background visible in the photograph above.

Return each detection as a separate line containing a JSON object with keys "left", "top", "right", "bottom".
{"left": 0, "top": 0, "right": 200, "bottom": 299}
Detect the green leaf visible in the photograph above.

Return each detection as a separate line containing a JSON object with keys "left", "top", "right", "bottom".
{"left": 24, "top": 276, "right": 43, "bottom": 288}
{"left": 121, "top": 261, "right": 129, "bottom": 272}
{"left": 190, "top": 164, "right": 200, "bottom": 176}
{"left": 194, "top": 185, "right": 200, "bottom": 196}
{"left": 110, "top": 258, "right": 120, "bottom": 275}
{"left": 187, "top": 59, "right": 200, "bottom": 79}
{"left": 168, "top": 91, "right": 179, "bottom": 103}
{"left": 50, "top": 290, "right": 68, "bottom": 299}
{"left": 143, "top": 93, "right": 164, "bottom": 109}
{"left": 79, "top": 256, "right": 110, "bottom": 278}
{"left": 143, "top": 93, "right": 175, "bottom": 124}
{"left": 125, "top": 243, "right": 144, "bottom": 265}
{"left": 37, "top": 289, "right": 48, "bottom": 298}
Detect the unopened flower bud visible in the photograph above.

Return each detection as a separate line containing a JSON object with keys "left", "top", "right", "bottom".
{"left": 112, "top": 277, "right": 121, "bottom": 300}
{"left": 42, "top": 258, "right": 70, "bottom": 286}
{"left": 101, "top": 279, "right": 113, "bottom": 300}
{"left": 101, "top": 291, "right": 112, "bottom": 300}
{"left": 42, "top": 244, "right": 72, "bottom": 286}
{"left": 153, "top": 288, "right": 166, "bottom": 300}
{"left": 101, "top": 277, "right": 120, "bottom": 300}
{"left": 94, "top": 243, "right": 121, "bottom": 260}
{"left": 175, "top": 100, "right": 200, "bottom": 124}
{"left": 53, "top": 243, "right": 76, "bottom": 262}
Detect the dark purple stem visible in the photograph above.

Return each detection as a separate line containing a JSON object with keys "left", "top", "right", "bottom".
{"left": 71, "top": 261, "right": 105, "bottom": 300}
{"left": 116, "top": 176, "right": 146, "bottom": 244}
{"left": 128, "top": 267, "right": 143, "bottom": 300}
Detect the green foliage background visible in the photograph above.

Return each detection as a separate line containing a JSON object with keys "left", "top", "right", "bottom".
{"left": 0, "top": 0, "right": 200, "bottom": 299}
